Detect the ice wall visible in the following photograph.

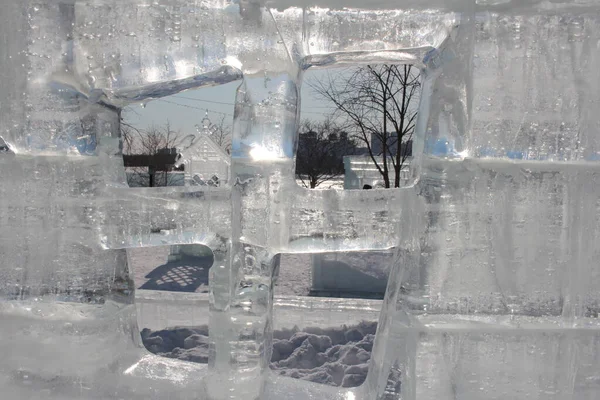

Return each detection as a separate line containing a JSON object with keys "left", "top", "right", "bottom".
{"left": 470, "top": 12, "right": 600, "bottom": 160}
{"left": 0, "top": 1, "right": 599, "bottom": 400}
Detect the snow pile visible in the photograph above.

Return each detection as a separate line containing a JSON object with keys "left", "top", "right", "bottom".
{"left": 140, "top": 321, "right": 378, "bottom": 388}
{"left": 270, "top": 321, "right": 377, "bottom": 387}
{"left": 141, "top": 326, "right": 210, "bottom": 363}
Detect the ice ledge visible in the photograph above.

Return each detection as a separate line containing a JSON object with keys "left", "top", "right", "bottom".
{"left": 124, "top": 356, "right": 357, "bottom": 400}
{"left": 136, "top": 290, "right": 382, "bottom": 331}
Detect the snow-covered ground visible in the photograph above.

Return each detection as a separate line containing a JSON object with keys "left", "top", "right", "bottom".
{"left": 128, "top": 247, "right": 381, "bottom": 387}
{"left": 128, "top": 247, "right": 313, "bottom": 296}
{"left": 140, "top": 321, "right": 378, "bottom": 388}
{"left": 128, "top": 247, "right": 390, "bottom": 297}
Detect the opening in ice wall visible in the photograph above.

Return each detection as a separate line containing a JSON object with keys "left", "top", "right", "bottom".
{"left": 130, "top": 244, "right": 214, "bottom": 363}
{"left": 300, "top": 64, "right": 421, "bottom": 190}
{"left": 0, "top": 2, "right": 478, "bottom": 400}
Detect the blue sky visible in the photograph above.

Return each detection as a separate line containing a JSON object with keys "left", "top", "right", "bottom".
{"left": 123, "top": 69, "right": 337, "bottom": 134}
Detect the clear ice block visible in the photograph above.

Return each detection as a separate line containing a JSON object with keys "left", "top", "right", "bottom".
{"left": 0, "top": 1, "right": 599, "bottom": 400}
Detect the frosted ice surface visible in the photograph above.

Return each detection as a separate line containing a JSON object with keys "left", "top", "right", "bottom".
{"left": 1, "top": 0, "right": 600, "bottom": 400}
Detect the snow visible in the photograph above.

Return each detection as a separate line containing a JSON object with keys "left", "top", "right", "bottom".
{"left": 128, "top": 247, "right": 382, "bottom": 388}
{"left": 275, "top": 254, "right": 314, "bottom": 296}
{"left": 128, "top": 247, "right": 313, "bottom": 296}
{"left": 139, "top": 321, "right": 378, "bottom": 388}
{"left": 128, "top": 246, "right": 391, "bottom": 298}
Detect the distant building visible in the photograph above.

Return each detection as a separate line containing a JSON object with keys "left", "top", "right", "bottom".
{"left": 125, "top": 131, "right": 230, "bottom": 188}
{"left": 370, "top": 133, "right": 413, "bottom": 158}
{"left": 124, "top": 148, "right": 184, "bottom": 187}
{"left": 180, "top": 132, "right": 230, "bottom": 187}
{"left": 343, "top": 137, "right": 413, "bottom": 189}
{"left": 343, "top": 155, "right": 412, "bottom": 189}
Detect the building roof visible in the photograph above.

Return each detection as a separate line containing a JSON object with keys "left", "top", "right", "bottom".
{"left": 180, "top": 132, "right": 230, "bottom": 165}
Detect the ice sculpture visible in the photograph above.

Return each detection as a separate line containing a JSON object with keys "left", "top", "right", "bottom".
{"left": 1, "top": 1, "right": 600, "bottom": 400}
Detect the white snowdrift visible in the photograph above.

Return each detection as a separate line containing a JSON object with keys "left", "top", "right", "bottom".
{"left": 141, "top": 320, "right": 378, "bottom": 388}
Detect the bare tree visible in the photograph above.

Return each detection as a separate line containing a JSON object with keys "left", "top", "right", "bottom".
{"left": 197, "top": 113, "right": 232, "bottom": 154}
{"left": 295, "top": 119, "right": 357, "bottom": 189}
{"left": 121, "top": 120, "right": 182, "bottom": 187}
{"left": 310, "top": 64, "right": 420, "bottom": 188}
{"left": 209, "top": 115, "right": 232, "bottom": 154}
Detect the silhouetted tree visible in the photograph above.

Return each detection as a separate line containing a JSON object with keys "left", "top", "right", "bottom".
{"left": 311, "top": 64, "right": 420, "bottom": 188}
{"left": 295, "top": 119, "right": 357, "bottom": 189}
{"left": 121, "top": 121, "right": 182, "bottom": 187}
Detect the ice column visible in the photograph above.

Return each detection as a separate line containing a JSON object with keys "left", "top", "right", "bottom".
{"left": 206, "top": 6, "right": 300, "bottom": 400}
{"left": 0, "top": 1, "right": 140, "bottom": 386}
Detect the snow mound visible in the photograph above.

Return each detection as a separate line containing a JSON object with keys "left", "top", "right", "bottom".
{"left": 140, "top": 321, "right": 378, "bottom": 388}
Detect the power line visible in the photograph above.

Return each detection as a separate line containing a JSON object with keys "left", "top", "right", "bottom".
{"left": 157, "top": 98, "right": 234, "bottom": 117}
{"left": 169, "top": 95, "right": 334, "bottom": 117}
{"left": 172, "top": 95, "right": 236, "bottom": 107}
{"left": 172, "top": 94, "right": 336, "bottom": 110}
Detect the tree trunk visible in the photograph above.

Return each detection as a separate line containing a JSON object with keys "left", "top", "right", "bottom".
{"left": 394, "top": 65, "right": 410, "bottom": 189}
{"left": 149, "top": 166, "right": 155, "bottom": 187}
{"left": 382, "top": 91, "right": 390, "bottom": 189}
{"left": 383, "top": 169, "right": 390, "bottom": 188}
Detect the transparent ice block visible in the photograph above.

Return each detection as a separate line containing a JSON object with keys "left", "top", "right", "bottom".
{"left": 0, "top": 1, "right": 599, "bottom": 400}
